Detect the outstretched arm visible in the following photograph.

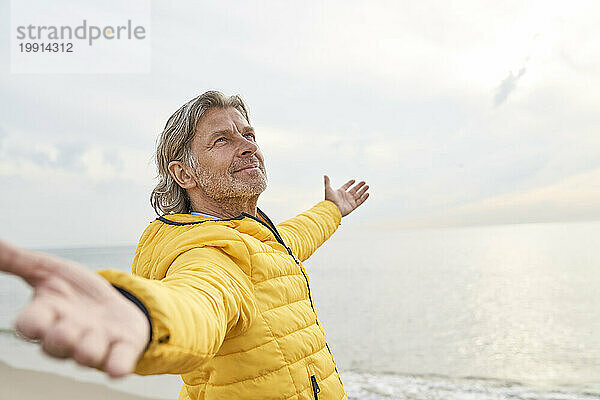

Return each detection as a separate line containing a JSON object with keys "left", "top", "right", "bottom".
{"left": 276, "top": 176, "right": 370, "bottom": 262}
{"left": 0, "top": 239, "right": 256, "bottom": 378}
{"left": 0, "top": 239, "right": 149, "bottom": 378}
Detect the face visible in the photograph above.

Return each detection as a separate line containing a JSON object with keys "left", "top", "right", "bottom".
{"left": 189, "top": 107, "right": 267, "bottom": 200}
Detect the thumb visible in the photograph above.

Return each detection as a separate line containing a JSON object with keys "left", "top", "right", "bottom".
{"left": 0, "top": 240, "right": 50, "bottom": 285}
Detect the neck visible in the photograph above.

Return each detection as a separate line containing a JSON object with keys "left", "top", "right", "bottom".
{"left": 190, "top": 193, "right": 259, "bottom": 219}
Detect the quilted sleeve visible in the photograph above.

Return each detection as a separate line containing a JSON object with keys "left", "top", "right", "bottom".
{"left": 276, "top": 200, "right": 342, "bottom": 263}
{"left": 96, "top": 245, "right": 257, "bottom": 376}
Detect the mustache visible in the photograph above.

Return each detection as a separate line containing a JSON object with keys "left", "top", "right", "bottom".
{"left": 231, "top": 158, "right": 263, "bottom": 172}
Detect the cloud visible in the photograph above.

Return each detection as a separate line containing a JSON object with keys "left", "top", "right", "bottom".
{"left": 494, "top": 67, "right": 527, "bottom": 106}
{"left": 2, "top": 1, "right": 600, "bottom": 247}
{"left": 0, "top": 130, "right": 153, "bottom": 185}
{"left": 370, "top": 167, "right": 600, "bottom": 230}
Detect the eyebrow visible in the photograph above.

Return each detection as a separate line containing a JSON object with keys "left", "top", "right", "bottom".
{"left": 206, "top": 126, "right": 255, "bottom": 142}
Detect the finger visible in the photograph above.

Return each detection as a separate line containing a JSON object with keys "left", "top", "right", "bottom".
{"left": 357, "top": 192, "right": 370, "bottom": 205}
{"left": 0, "top": 240, "right": 56, "bottom": 285}
{"left": 349, "top": 181, "right": 366, "bottom": 194}
{"left": 356, "top": 184, "right": 369, "bottom": 197}
{"left": 42, "top": 319, "right": 84, "bottom": 359}
{"left": 73, "top": 329, "right": 110, "bottom": 368}
{"left": 103, "top": 340, "right": 141, "bottom": 378}
{"left": 340, "top": 179, "right": 355, "bottom": 191}
{"left": 15, "top": 300, "right": 58, "bottom": 342}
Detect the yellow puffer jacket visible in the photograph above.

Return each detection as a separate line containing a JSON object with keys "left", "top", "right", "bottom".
{"left": 97, "top": 200, "right": 348, "bottom": 400}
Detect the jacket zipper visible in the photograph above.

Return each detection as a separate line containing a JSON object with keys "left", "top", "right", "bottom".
{"left": 310, "top": 375, "right": 321, "bottom": 399}
{"left": 241, "top": 212, "right": 319, "bottom": 313}
{"left": 241, "top": 210, "right": 342, "bottom": 389}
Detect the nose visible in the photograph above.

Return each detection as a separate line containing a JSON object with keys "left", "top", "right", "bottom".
{"left": 237, "top": 134, "right": 258, "bottom": 157}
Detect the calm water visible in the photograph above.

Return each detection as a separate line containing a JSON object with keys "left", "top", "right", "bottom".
{"left": 1, "top": 221, "right": 599, "bottom": 399}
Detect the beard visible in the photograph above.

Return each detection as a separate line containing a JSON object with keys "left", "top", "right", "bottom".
{"left": 192, "top": 160, "right": 268, "bottom": 201}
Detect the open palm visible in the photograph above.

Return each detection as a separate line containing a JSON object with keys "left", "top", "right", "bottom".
{"left": 0, "top": 240, "right": 150, "bottom": 378}
{"left": 324, "top": 175, "right": 370, "bottom": 217}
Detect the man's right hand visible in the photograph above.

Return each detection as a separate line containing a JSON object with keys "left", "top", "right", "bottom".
{"left": 0, "top": 239, "right": 150, "bottom": 378}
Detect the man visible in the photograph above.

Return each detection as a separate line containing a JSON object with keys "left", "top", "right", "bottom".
{"left": 0, "top": 91, "right": 370, "bottom": 399}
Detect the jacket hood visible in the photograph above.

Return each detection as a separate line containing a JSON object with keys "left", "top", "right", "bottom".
{"left": 131, "top": 208, "right": 280, "bottom": 280}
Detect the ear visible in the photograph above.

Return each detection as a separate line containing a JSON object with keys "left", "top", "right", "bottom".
{"left": 168, "top": 161, "right": 197, "bottom": 189}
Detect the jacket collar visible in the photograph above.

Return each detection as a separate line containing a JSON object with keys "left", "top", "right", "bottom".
{"left": 156, "top": 207, "right": 271, "bottom": 228}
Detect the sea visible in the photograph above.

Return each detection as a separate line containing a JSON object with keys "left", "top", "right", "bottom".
{"left": 1, "top": 221, "right": 600, "bottom": 400}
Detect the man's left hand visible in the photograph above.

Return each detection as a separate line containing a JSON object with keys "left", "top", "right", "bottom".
{"left": 324, "top": 175, "right": 370, "bottom": 217}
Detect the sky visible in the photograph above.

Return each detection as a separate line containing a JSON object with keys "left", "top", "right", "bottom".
{"left": 1, "top": 0, "right": 599, "bottom": 248}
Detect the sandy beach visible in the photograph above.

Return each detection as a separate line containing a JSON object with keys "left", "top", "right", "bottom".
{"left": 0, "top": 360, "right": 163, "bottom": 400}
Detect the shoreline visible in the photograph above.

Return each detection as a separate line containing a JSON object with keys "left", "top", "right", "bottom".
{"left": 1, "top": 356, "right": 599, "bottom": 400}
{"left": 0, "top": 359, "right": 166, "bottom": 400}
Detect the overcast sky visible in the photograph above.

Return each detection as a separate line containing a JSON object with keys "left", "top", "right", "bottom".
{"left": 1, "top": 1, "right": 599, "bottom": 248}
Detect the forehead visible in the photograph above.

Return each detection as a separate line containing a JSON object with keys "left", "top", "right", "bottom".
{"left": 195, "top": 107, "right": 249, "bottom": 138}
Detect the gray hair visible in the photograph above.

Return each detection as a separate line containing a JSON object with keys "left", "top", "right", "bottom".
{"left": 150, "top": 90, "right": 251, "bottom": 216}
